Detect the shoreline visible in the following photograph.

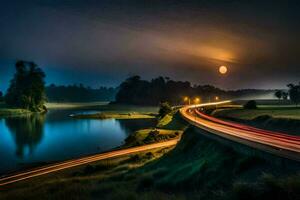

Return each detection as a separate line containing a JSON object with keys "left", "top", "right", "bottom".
{"left": 72, "top": 112, "right": 157, "bottom": 120}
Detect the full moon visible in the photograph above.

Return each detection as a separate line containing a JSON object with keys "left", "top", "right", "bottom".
{"left": 219, "top": 66, "right": 228, "bottom": 74}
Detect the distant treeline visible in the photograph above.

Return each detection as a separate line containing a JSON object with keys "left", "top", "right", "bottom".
{"left": 115, "top": 76, "right": 274, "bottom": 105}
{"left": 46, "top": 84, "right": 118, "bottom": 102}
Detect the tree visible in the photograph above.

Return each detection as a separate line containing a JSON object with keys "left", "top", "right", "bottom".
{"left": 282, "top": 92, "right": 288, "bottom": 100}
{"left": 243, "top": 100, "right": 257, "bottom": 109}
{"left": 274, "top": 90, "right": 282, "bottom": 100}
{"left": 287, "top": 83, "right": 300, "bottom": 106}
{"left": 0, "top": 91, "right": 3, "bottom": 101}
{"left": 158, "top": 102, "right": 172, "bottom": 118}
{"left": 5, "top": 61, "right": 46, "bottom": 111}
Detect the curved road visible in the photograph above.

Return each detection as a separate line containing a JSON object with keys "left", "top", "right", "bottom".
{"left": 180, "top": 101, "right": 300, "bottom": 161}
{"left": 0, "top": 139, "right": 178, "bottom": 186}
{"left": 2, "top": 101, "right": 299, "bottom": 186}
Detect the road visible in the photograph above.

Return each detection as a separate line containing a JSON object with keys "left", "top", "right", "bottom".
{"left": 180, "top": 101, "right": 300, "bottom": 161}
{"left": 0, "top": 139, "right": 178, "bottom": 186}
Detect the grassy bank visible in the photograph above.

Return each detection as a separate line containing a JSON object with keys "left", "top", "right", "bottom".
{"left": 73, "top": 112, "right": 156, "bottom": 120}
{"left": 124, "top": 129, "right": 182, "bottom": 147}
{"left": 0, "top": 108, "right": 32, "bottom": 117}
{"left": 46, "top": 102, "right": 158, "bottom": 112}
{"left": 157, "top": 110, "right": 188, "bottom": 130}
{"left": 1, "top": 128, "right": 299, "bottom": 200}
{"left": 212, "top": 106, "right": 300, "bottom": 135}
{"left": 46, "top": 102, "right": 158, "bottom": 113}
{"left": 213, "top": 106, "right": 300, "bottom": 120}
{"left": 122, "top": 109, "right": 187, "bottom": 147}
{"left": 47, "top": 102, "right": 159, "bottom": 120}
{"left": 0, "top": 102, "right": 32, "bottom": 117}
{"left": 45, "top": 102, "right": 109, "bottom": 109}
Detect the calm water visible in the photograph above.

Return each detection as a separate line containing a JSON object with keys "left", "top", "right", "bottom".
{"left": 0, "top": 109, "right": 156, "bottom": 175}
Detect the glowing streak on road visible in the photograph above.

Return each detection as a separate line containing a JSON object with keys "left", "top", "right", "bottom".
{"left": 0, "top": 139, "right": 178, "bottom": 186}
{"left": 180, "top": 101, "right": 300, "bottom": 159}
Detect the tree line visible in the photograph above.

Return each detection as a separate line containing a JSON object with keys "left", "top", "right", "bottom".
{"left": 2, "top": 61, "right": 117, "bottom": 111}
{"left": 274, "top": 83, "right": 300, "bottom": 105}
{"left": 115, "top": 75, "right": 274, "bottom": 106}
{"left": 3, "top": 61, "right": 299, "bottom": 110}
{"left": 46, "top": 84, "right": 117, "bottom": 102}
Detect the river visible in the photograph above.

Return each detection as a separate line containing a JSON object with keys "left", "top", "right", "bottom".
{"left": 0, "top": 109, "right": 156, "bottom": 175}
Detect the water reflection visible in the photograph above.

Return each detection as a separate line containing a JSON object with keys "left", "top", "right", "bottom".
{"left": 5, "top": 114, "right": 45, "bottom": 158}
{"left": 118, "top": 119, "right": 157, "bottom": 134}
{"left": 0, "top": 109, "right": 157, "bottom": 174}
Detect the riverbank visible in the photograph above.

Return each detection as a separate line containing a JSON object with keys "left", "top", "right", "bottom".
{"left": 0, "top": 102, "right": 32, "bottom": 117}
{"left": 0, "top": 108, "right": 32, "bottom": 117}
{"left": 46, "top": 102, "right": 158, "bottom": 112}
{"left": 122, "top": 109, "right": 188, "bottom": 147}
{"left": 73, "top": 112, "right": 156, "bottom": 120}
{"left": 124, "top": 128, "right": 182, "bottom": 147}
{"left": 45, "top": 102, "right": 109, "bottom": 109}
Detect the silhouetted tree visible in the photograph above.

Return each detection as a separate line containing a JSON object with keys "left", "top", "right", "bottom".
{"left": 287, "top": 83, "right": 300, "bottom": 106}
{"left": 0, "top": 91, "right": 3, "bottom": 101}
{"left": 274, "top": 90, "right": 282, "bottom": 100}
{"left": 282, "top": 92, "right": 288, "bottom": 100}
{"left": 243, "top": 100, "right": 257, "bottom": 109}
{"left": 5, "top": 61, "right": 46, "bottom": 111}
{"left": 115, "top": 76, "right": 273, "bottom": 106}
{"left": 46, "top": 84, "right": 117, "bottom": 102}
{"left": 158, "top": 102, "right": 172, "bottom": 118}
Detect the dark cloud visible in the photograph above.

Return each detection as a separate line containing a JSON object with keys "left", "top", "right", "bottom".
{"left": 0, "top": 0, "right": 300, "bottom": 92}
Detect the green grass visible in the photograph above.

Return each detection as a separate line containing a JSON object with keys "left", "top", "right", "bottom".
{"left": 157, "top": 111, "right": 188, "bottom": 130}
{"left": 0, "top": 108, "right": 31, "bottom": 117}
{"left": 212, "top": 106, "right": 300, "bottom": 135}
{"left": 124, "top": 128, "right": 182, "bottom": 147}
{"left": 73, "top": 112, "right": 156, "bottom": 120}
{"left": 46, "top": 102, "right": 159, "bottom": 112}
{"left": 45, "top": 102, "right": 109, "bottom": 109}
{"left": 0, "top": 102, "right": 32, "bottom": 117}
{"left": 213, "top": 107, "right": 300, "bottom": 120}
{"left": 0, "top": 147, "right": 174, "bottom": 200}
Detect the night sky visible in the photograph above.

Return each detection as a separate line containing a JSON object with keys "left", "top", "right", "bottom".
{"left": 1, "top": 0, "right": 300, "bottom": 92}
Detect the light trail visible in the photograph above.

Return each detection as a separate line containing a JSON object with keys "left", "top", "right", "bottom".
{"left": 0, "top": 139, "right": 178, "bottom": 186}
{"left": 180, "top": 101, "right": 300, "bottom": 161}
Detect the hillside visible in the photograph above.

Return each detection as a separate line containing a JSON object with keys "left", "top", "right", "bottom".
{"left": 1, "top": 127, "right": 299, "bottom": 200}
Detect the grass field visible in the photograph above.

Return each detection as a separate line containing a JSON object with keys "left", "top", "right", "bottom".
{"left": 213, "top": 107, "right": 300, "bottom": 120}
{"left": 212, "top": 105, "right": 300, "bottom": 135}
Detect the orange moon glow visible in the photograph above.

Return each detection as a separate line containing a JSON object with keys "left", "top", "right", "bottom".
{"left": 219, "top": 66, "right": 228, "bottom": 74}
